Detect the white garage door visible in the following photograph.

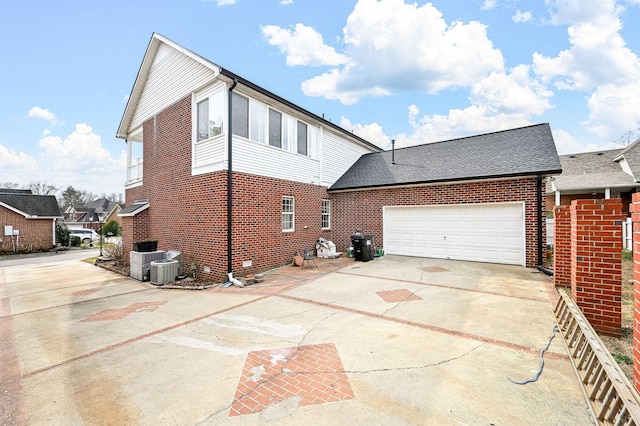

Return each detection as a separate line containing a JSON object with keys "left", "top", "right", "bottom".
{"left": 383, "top": 202, "right": 525, "bottom": 265}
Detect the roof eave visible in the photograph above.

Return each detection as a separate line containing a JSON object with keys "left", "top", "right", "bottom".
{"left": 329, "top": 170, "right": 561, "bottom": 192}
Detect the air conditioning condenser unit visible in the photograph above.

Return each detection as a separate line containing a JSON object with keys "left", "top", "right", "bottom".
{"left": 150, "top": 259, "right": 180, "bottom": 286}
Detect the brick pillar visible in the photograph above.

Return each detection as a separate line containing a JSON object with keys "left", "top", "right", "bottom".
{"left": 631, "top": 193, "right": 640, "bottom": 391}
{"left": 571, "top": 198, "right": 622, "bottom": 337}
{"left": 554, "top": 205, "right": 571, "bottom": 287}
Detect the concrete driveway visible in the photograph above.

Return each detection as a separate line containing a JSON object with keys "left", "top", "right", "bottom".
{"left": 1, "top": 254, "right": 593, "bottom": 425}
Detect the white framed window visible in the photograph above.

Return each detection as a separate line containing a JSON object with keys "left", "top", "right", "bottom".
{"left": 231, "top": 93, "right": 319, "bottom": 159}
{"left": 282, "top": 196, "right": 295, "bottom": 232}
{"left": 322, "top": 199, "right": 331, "bottom": 229}
{"left": 196, "top": 87, "right": 224, "bottom": 142}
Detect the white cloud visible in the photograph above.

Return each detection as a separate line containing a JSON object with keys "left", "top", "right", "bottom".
{"left": 482, "top": 0, "right": 497, "bottom": 10}
{"left": 512, "top": 10, "right": 533, "bottom": 23}
{"left": 27, "top": 106, "right": 61, "bottom": 126}
{"left": 282, "top": 0, "right": 504, "bottom": 104}
{"left": 532, "top": 0, "right": 640, "bottom": 140}
{"left": 279, "top": 0, "right": 293, "bottom": 4}
{"left": 262, "top": 24, "right": 348, "bottom": 67}
{"left": 470, "top": 65, "right": 553, "bottom": 115}
{"left": 33, "top": 124, "right": 127, "bottom": 194}
{"left": 0, "top": 144, "right": 38, "bottom": 171}
{"left": 551, "top": 129, "right": 616, "bottom": 154}
{"left": 215, "top": 0, "right": 237, "bottom": 5}
{"left": 339, "top": 117, "right": 390, "bottom": 149}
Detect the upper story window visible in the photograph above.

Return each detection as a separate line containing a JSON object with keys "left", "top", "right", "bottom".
{"left": 232, "top": 92, "right": 318, "bottom": 158}
{"left": 196, "top": 87, "right": 224, "bottom": 142}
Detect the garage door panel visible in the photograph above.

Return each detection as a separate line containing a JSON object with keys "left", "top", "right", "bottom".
{"left": 384, "top": 203, "right": 525, "bottom": 266}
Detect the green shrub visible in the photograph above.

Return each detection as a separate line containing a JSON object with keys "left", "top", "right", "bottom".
{"left": 70, "top": 235, "right": 81, "bottom": 247}
{"left": 622, "top": 249, "right": 633, "bottom": 261}
{"left": 56, "top": 223, "right": 71, "bottom": 247}
{"left": 102, "top": 219, "right": 121, "bottom": 236}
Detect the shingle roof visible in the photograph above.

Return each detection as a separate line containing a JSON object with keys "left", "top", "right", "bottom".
{"left": 119, "top": 200, "right": 149, "bottom": 217}
{"left": 0, "top": 191, "right": 62, "bottom": 218}
{"left": 549, "top": 148, "right": 638, "bottom": 193}
{"left": 614, "top": 137, "right": 640, "bottom": 180}
{"left": 329, "top": 123, "right": 561, "bottom": 191}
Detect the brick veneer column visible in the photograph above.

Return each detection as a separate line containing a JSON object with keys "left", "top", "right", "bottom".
{"left": 630, "top": 193, "right": 640, "bottom": 391}
{"left": 554, "top": 205, "right": 571, "bottom": 287}
{"left": 570, "top": 198, "right": 622, "bottom": 337}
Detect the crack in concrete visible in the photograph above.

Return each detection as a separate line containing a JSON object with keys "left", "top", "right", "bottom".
{"left": 194, "top": 312, "right": 338, "bottom": 423}
{"left": 379, "top": 288, "right": 425, "bottom": 318}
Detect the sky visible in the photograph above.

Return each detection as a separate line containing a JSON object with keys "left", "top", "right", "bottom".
{"left": 2, "top": 0, "right": 640, "bottom": 197}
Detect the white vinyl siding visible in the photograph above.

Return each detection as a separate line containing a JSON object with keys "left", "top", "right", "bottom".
{"left": 383, "top": 202, "right": 525, "bottom": 266}
{"left": 321, "top": 130, "right": 374, "bottom": 187}
{"left": 130, "top": 43, "right": 217, "bottom": 131}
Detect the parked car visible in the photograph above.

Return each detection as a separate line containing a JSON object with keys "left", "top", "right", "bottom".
{"left": 70, "top": 229, "right": 100, "bottom": 244}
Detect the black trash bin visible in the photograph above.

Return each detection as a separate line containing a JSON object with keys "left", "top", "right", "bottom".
{"left": 351, "top": 234, "right": 374, "bottom": 262}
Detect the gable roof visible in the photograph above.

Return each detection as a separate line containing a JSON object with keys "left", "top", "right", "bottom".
{"left": 116, "top": 33, "right": 381, "bottom": 152}
{"left": 119, "top": 199, "right": 149, "bottom": 217}
{"left": 613, "top": 137, "right": 640, "bottom": 181}
{"left": 65, "top": 198, "right": 122, "bottom": 223}
{"left": 0, "top": 189, "right": 62, "bottom": 218}
{"left": 330, "top": 123, "right": 561, "bottom": 191}
{"left": 548, "top": 148, "right": 638, "bottom": 193}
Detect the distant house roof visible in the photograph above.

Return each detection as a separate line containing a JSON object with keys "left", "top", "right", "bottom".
{"left": 548, "top": 148, "right": 639, "bottom": 194}
{"left": 0, "top": 189, "right": 62, "bottom": 218}
{"left": 66, "top": 198, "right": 123, "bottom": 223}
{"left": 329, "top": 123, "right": 561, "bottom": 191}
{"left": 614, "top": 137, "right": 640, "bottom": 181}
{"left": 119, "top": 200, "right": 149, "bottom": 217}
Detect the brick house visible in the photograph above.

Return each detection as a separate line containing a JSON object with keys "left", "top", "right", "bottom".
{"left": 65, "top": 198, "right": 123, "bottom": 232}
{"left": 329, "top": 124, "right": 561, "bottom": 267}
{"left": 116, "top": 33, "right": 381, "bottom": 281}
{"left": 0, "top": 189, "right": 63, "bottom": 252}
{"left": 117, "top": 33, "right": 561, "bottom": 282}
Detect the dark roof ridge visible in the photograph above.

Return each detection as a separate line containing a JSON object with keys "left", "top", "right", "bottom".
{"left": 389, "top": 123, "right": 550, "bottom": 152}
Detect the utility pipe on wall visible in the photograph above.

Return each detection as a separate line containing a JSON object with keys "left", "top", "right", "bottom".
{"left": 227, "top": 78, "right": 238, "bottom": 274}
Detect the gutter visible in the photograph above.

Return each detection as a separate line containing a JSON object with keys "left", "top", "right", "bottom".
{"left": 536, "top": 175, "right": 553, "bottom": 276}
{"left": 227, "top": 78, "right": 238, "bottom": 274}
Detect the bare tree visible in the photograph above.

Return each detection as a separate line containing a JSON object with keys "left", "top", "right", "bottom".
{"left": 0, "top": 182, "right": 20, "bottom": 190}
{"left": 615, "top": 127, "right": 640, "bottom": 147}
{"left": 100, "top": 192, "right": 124, "bottom": 203}
{"left": 58, "top": 186, "right": 95, "bottom": 211}
{"left": 27, "top": 181, "right": 60, "bottom": 195}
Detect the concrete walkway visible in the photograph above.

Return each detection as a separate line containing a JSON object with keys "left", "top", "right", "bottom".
{"left": 1, "top": 255, "right": 593, "bottom": 425}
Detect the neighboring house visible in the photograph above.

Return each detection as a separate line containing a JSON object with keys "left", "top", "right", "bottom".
{"left": 116, "top": 33, "right": 381, "bottom": 281}
{"left": 0, "top": 189, "right": 63, "bottom": 252}
{"left": 65, "top": 198, "right": 123, "bottom": 231}
{"left": 329, "top": 123, "right": 561, "bottom": 268}
{"left": 545, "top": 142, "right": 640, "bottom": 215}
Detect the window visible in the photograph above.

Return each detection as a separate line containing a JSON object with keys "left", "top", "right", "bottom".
{"left": 232, "top": 92, "right": 248, "bottom": 138}
{"left": 196, "top": 89, "right": 224, "bottom": 142}
{"left": 282, "top": 196, "right": 294, "bottom": 232}
{"left": 269, "top": 109, "right": 282, "bottom": 148}
{"left": 230, "top": 93, "right": 319, "bottom": 158}
{"left": 297, "top": 122, "right": 307, "bottom": 155}
{"left": 322, "top": 199, "right": 331, "bottom": 229}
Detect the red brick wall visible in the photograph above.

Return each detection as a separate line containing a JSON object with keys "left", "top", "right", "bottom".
{"left": 123, "top": 95, "right": 332, "bottom": 281}
{"left": 0, "top": 206, "right": 55, "bottom": 252}
{"left": 553, "top": 204, "right": 571, "bottom": 287}
{"left": 630, "top": 193, "right": 640, "bottom": 390}
{"left": 330, "top": 178, "right": 543, "bottom": 267}
{"left": 570, "top": 198, "right": 622, "bottom": 337}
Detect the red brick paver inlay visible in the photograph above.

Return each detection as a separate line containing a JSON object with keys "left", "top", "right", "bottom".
{"left": 376, "top": 289, "right": 422, "bottom": 303}
{"left": 229, "top": 343, "right": 354, "bottom": 417}
{"left": 81, "top": 301, "right": 167, "bottom": 322}
{"left": 69, "top": 287, "right": 99, "bottom": 297}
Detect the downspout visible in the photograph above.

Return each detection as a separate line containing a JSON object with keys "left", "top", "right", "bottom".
{"left": 537, "top": 175, "right": 553, "bottom": 276}
{"left": 227, "top": 78, "right": 238, "bottom": 275}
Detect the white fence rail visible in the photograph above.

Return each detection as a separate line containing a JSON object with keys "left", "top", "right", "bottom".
{"left": 547, "top": 217, "right": 632, "bottom": 250}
